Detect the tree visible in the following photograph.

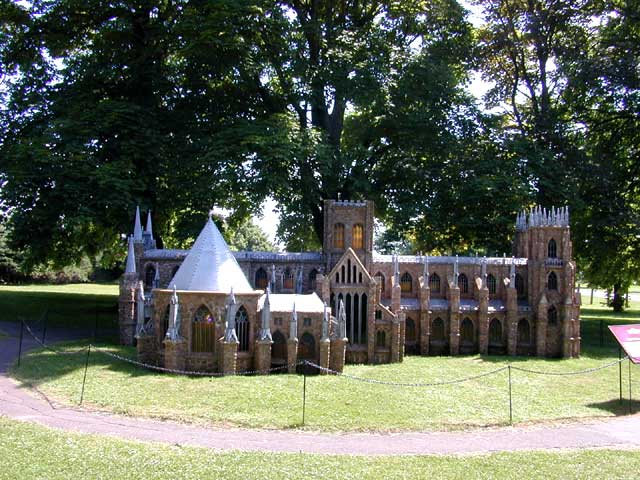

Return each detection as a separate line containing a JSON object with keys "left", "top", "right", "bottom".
{"left": 224, "top": 218, "right": 277, "bottom": 252}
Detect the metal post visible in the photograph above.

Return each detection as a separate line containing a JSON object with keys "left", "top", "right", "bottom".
{"left": 619, "top": 348, "right": 623, "bottom": 404}
{"left": 41, "top": 310, "right": 48, "bottom": 345}
{"left": 599, "top": 320, "right": 604, "bottom": 347}
{"left": 17, "top": 320, "right": 24, "bottom": 367}
{"left": 508, "top": 365, "right": 513, "bottom": 425}
{"left": 302, "top": 367, "right": 307, "bottom": 426}
{"left": 629, "top": 358, "right": 632, "bottom": 415}
{"left": 590, "top": 288, "right": 594, "bottom": 305}
{"left": 79, "top": 345, "right": 91, "bottom": 405}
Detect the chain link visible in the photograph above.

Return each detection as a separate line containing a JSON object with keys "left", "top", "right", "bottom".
{"left": 302, "top": 361, "right": 509, "bottom": 387}
{"left": 93, "top": 347, "right": 301, "bottom": 377}
{"left": 22, "top": 320, "right": 89, "bottom": 355}
{"left": 510, "top": 356, "right": 628, "bottom": 376}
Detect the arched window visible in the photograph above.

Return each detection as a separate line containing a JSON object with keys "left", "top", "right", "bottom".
{"left": 283, "top": 268, "right": 294, "bottom": 290}
{"left": 272, "top": 330, "right": 287, "bottom": 360}
{"left": 376, "top": 330, "right": 386, "bottom": 347}
{"left": 192, "top": 306, "right": 215, "bottom": 353}
{"left": 548, "top": 306, "right": 558, "bottom": 325}
{"left": 548, "top": 239, "right": 557, "bottom": 258}
{"left": 458, "top": 273, "right": 468, "bottom": 294}
{"left": 431, "top": 317, "right": 445, "bottom": 341}
{"left": 162, "top": 305, "right": 170, "bottom": 339}
{"left": 460, "top": 318, "right": 474, "bottom": 346}
{"left": 334, "top": 223, "right": 345, "bottom": 249}
{"left": 308, "top": 269, "right": 318, "bottom": 291}
{"left": 517, "top": 318, "right": 531, "bottom": 345}
{"left": 299, "top": 332, "right": 315, "bottom": 359}
{"left": 429, "top": 273, "right": 440, "bottom": 293}
{"left": 489, "top": 318, "right": 502, "bottom": 345}
{"left": 487, "top": 274, "right": 497, "bottom": 294}
{"left": 405, "top": 318, "right": 416, "bottom": 343}
{"left": 515, "top": 273, "right": 525, "bottom": 298}
{"left": 236, "top": 306, "right": 249, "bottom": 352}
{"left": 255, "top": 268, "right": 268, "bottom": 289}
{"left": 547, "top": 271, "right": 558, "bottom": 291}
{"left": 145, "top": 265, "right": 156, "bottom": 288}
{"left": 352, "top": 224, "right": 364, "bottom": 249}
{"left": 401, "top": 272, "right": 412, "bottom": 292}
{"left": 375, "top": 272, "right": 385, "bottom": 293}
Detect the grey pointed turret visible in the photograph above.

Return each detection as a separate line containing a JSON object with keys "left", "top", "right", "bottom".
{"left": 259, "top": 287, "right": 273, "bottom": 341}
{"left": 224, "top": 288, "right": 239, "bottom": 343}
{"left": 125, "top": 236, "right": 136, "bottom": 274}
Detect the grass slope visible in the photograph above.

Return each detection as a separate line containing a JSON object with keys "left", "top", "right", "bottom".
{"left": 1, "top": 417, "right": 639, "bottom": 480}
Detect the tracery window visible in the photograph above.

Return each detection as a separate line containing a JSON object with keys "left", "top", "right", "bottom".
{"left": 236, "top": 306, "right": 249, "bottom": 352}
{"left": 548, "top": 306, "right": 558, "bottom": 325}
{"left": 352, "top": 224, "right": 364, "bottom": 249}
{"left": 548, "top": 271, "right": 558, "bottom": 291}
{"left": 334, "top": 223, "right": 345, "bottom": 249}
{"left": 548, "top": 239, "right": 557, "bottom": 258}
{"left": 515, "top": 273, "right": 525, "bottom": 298}
{"left": 429, "top": 273, "right": 441, "bottom": 293}
{"left": 255, "top": 268, "right": 268, "bottom": 289}
{"left": 487, "top": 274, "right": 497, "bottom": 294}
{"left": 192, "top": 306, "right": 215, "bottom": 353}
{"left": 458, "top": 273, "right": 468, "bottom": 293}
{"left": 400, "top": 272, "right": 412, "bottom": 292}
{"left": 283, "top": 269, "right": 294, "bottom": 290}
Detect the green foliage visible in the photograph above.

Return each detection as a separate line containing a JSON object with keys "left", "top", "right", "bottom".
{"left": 224, "top": 217, "right": 276, "bottom": 252}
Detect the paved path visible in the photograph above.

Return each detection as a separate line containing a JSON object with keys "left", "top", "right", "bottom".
{"left": 1, "top": 321, "right": 640, "bottom": 455}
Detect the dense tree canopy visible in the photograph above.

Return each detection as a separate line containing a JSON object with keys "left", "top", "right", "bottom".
{"left": 0, "top": 0, "right": 639, "bottom": 304}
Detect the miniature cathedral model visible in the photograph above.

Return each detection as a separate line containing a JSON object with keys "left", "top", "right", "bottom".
{"left": 119, "top": 200, "right": 581, "bottom": 375}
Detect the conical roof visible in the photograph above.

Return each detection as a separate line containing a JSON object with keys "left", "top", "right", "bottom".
{"left": 169, "top": 217, "right": 252, "bottom": 292}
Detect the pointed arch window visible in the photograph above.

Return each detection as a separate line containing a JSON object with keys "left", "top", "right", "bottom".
{"left": 376, "top": 330, "right": 386, "bottom": 348}
{"left": 460, "top": 318, "right": 474, "bottom": 346}
{"left": 515, "top": 273, "right": 525, "bottom": 298}
{"left": 334, "top": 223, "right": 345, "bottom": 249}
{"left": 431, "top": 317, "right": 445, "bottom": 341}
{"left": 489, "top": 318, "right": 502, "bottom": 345}
{"left": 236, "top": 306, "right": 249, "bottom": 352}
{"left": 192, "top": 306, "right": 215, "bottom": 353}
{"left": 308, "top": 269, "right": 318, "bottom": 291}
{"left": 400, "top": 272, "right": 412, "bottom": 292}
{"left": 517, "top": 318, "right": 531, "bottom": 345}
{"left": 548, "top": 239, "right": 557, "bottom": 258}
{"left": 487, "top": 274, "right": 497, "bottom": 295}
{"left": 405, "top": 318, "right": 416, "bottom": 343}
{"left": 145, "top": 265, "right": 156, "bottom": 288}
{"left": 352, "top": 224, "right": 364, "bottom": 249}
{"left": 255, "top": 268, "right": 268, "bottom": 289}
{"left": 272, "top": 330, "right": 287, "bottom": 360}
{"left": 283, "top": 268, "right": 294, "bottom": 290}
{"left": 458, "top": 273, "right": 468, "bottom": 294}
{"left": 547, "top": 271, "right": 558, "bottom": 291}
{"left": 429, "top": 273, "right": 441, "bottom": 293}
{"left": 375, "top": 272, "right": 385, "bottom": 293}
{"left": 548, "top": 306, "right": 558, "bottom": 325}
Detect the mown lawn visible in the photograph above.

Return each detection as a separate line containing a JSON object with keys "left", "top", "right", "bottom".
{"left": 5, "top": 283, "right": 640, "bottom": 432}
{"left": 0, "top": 417, "right": 638, "bottom": 480}
{"left": 0, "top": 283, "right": 118, "bottom": 330}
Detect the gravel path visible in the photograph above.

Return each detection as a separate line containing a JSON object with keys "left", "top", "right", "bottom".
{"left": 1, "top": 321, "right": 640, "bottom": 455}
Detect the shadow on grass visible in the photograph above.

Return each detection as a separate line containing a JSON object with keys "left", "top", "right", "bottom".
{"left": 585, "top": 398, "right": 640, "bottom": 416}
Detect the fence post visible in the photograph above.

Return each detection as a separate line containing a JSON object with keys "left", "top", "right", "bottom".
{"left": 302, "top": 364, "right": 307, "bottom": 426}
{"left": 590, "top": 288, "right": 594, "bottom": 305}
{"left": 508, "top": 365, "right": 513, "bottom": 425}
{"left": 79, "top": 345, "right": 92, "bottom": 405}
{"left": 41, "top": 310, "right": 48, "bottom": 345}
{"left": 629, "top": 358, "right": 632, "bottom": 415}
{"left": 17, "top": 320, "right": 24, "bottom": 367}
{"left": 619, "top": 348, "right": 623, "bottom": 404}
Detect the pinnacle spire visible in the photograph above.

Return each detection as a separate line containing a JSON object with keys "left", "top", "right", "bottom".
{"left": 125, "top": 236, "right": 136, "bottom": 273}
{"left": 133, "top": 206, "right": 143, "bottom": 241}
{"left": 145, "top": 210, "right": 153, "bottom": 239}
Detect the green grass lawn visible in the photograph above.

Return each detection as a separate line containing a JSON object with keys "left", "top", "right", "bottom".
{"left": 11, "top": 341, "right": 639, "bottom": 432}
{"left": 4, "top": 283, "right": 640, "bottom": 432}
{"left": 1, "top": 417, "right": 639, "bottom": 480}
{"left": 0, "top": 283, "right": 118, "bottom": 330}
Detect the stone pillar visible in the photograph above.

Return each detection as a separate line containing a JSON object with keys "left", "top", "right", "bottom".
{"left": 318, "top": 338, "right": 330, "bottom": 374}
{"left": 287, "top": 338, "right": 299, "bottom": 373}
{"left": 506, "top": 287, "right": 518, "bottom": 356}
{"left": 136, "top": 333, "right": 157, "bottom": 365}
{"left": 220, "top": 339, "right": 238, "bottom": 375}
{"left": 319, "top": 274, "right": 330, "bottom": 304}
{"left": 118, "top": 272, "right": 138, "bottom": 346}
{"left": 448, "top": 285, "right": 460, "bottom": 355}
{"left": 163, "top": 337, "right": 187, "bottom": 372}
{"left": 419, "top": 277, "right": 430, "bottom": 355}
{"left": 254, "top": 339, "right": 272, "bottom": 374}
{"left": 478, "top": 288, "right": 489, "bottom": 355}
{"left": 390, "top": 316, "right": 402, "bottom": 362}
{"left": 367, "top": 282, "right": 377, "bottom": 364}
{"left": 329, "top": 337, "right": 347, "bottom": 373}
{"left": 398, "top": 313, "right": 406, "bottom": 362}
{"left": 391, "top": 279, "right": 401, "bottom": 314}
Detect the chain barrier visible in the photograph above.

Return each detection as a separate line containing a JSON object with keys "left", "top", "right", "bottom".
{"left": 22, "top": 320, "right": 89, "bottom": 355}
{"left": 302, "top": 361, "right": 509, "bottom": 387}
{"left": 510, "top": 356, "right": 628, "bottom": 376}
{"left": 93, "top": 346, "right": 302, "bottom": 377}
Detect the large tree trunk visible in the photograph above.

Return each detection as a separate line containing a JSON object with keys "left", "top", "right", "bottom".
{"left": 611, "top": 283, "right": 624, "bottom": 312}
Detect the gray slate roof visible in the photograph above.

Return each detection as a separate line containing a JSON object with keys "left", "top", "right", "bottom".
{"left": 169, "top": 218, "right": 253, "bottom": 292}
